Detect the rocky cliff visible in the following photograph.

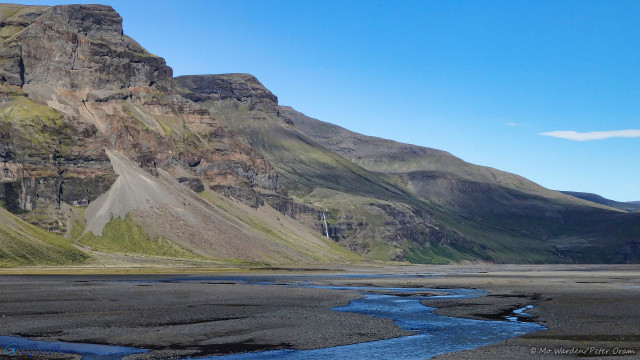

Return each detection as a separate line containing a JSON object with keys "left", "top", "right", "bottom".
{"left": 0, "top": 4, "right": 322, "bottom": 266}
{"left": 0, "top": 4, "right": 171, "bottom": 91}
{"left": 175, "top": 74, "right": 279, "bottom": 115}
{"left": 0, "top": 5, "right": 277, "bottom": 216}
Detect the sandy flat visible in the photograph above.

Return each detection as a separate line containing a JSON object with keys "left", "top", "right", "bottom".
{"left": 0, "top": 264, "right": 638, "bottom": 359}
{"left": 0, "top": 274, "right": 410, "bottom": 359}
{"left": 330, "top": 264, "right": 640, "bottom": 359}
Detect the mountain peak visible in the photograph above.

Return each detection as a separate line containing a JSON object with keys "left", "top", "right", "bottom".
{"left": 175, "top": 73, "right": 278, "bottom": 114}
{"left": 0, "top": 3, "right": 172, "bottom": 92}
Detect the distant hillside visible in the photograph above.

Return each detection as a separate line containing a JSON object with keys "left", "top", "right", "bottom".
{"left": 560, "top": 192, "right": 640, "bottom": 212}
{"left": 175, "top": 75, "right": 640, "bottom": 263}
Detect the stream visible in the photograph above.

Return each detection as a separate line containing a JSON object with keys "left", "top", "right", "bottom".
{"left": 0, "top": 275, "right": 545, "bottom": 359}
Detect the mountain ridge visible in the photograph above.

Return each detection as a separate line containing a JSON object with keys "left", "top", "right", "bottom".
{"left": 177, "top": 74, "right": 639, "bottom": 263}
{"left": 560, "top": 191, "right": 640, "bottom": 212}
{"left": 0, "top": 3, "right": 638, "bottom": 266}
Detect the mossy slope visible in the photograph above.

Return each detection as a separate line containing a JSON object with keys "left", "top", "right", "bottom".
{"left": 78, "top": 213, "right": 199, "bottom": 258}
{"left": 0, "top": 206, "right": 87, "bottom": 267}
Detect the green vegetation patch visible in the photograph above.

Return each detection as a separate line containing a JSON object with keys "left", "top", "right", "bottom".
{"left": 0, "top": 207, "right": 88, "bottom": 267}
{"left": 67, "top": 206, "right": 87, "bottom": 240}
{"left": 403, "top": 243, "right": 470, "bottom": 264}
{"left": 0, "top": 97, "right": 73, "bottom": 158}
{"left": 79, "top": 214, "right": 198, "bottom": 258}
{"left": 153, "top": 114, "right": 184, "bottom": 137}
{"left": 0, "top": 24, "right": 24, "bottom": 39}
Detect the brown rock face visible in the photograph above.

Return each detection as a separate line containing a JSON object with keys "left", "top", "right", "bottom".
{"left": 0, "top": 4, "right": 277, "bottom": 225}
{"left": 175, "top": 74, "right": 279, "bottom": 115}
{"left": 0, "top": 4, "right": 171, "bottom": 90}
{"left": 0, "top": 4, "right": 348, "bottom": 266}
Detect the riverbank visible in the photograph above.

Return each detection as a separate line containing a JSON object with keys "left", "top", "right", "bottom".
{"left": 324, "top": 264, "right": 640, "bottom": 359}
{"left": 0, "top": 265, "right": 638, "bottom": 359}
{"left": 0, "top": 274, "right": 411, "bottom": 359}
{"left": 422, "top": 265, "right": 640, "bottom": 359}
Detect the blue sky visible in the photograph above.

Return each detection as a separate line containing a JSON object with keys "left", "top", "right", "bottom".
{"left": 17, "top": 0, "right": 640, "bottom": 201}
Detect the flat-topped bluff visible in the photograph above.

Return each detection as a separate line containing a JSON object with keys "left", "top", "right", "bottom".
{"left": 0, "top": 3, "right": 171, "bottom": 92}
{"left": 175, "top": 74, "right": 278, "bottom": 115}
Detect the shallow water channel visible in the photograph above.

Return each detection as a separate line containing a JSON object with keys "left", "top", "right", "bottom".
{"left": 0, "top": 275, "right": 545, "bottom": 359}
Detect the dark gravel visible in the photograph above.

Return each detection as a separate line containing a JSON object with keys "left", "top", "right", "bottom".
{"left": 0, "top": 275, "right": 411, "bottom": 359}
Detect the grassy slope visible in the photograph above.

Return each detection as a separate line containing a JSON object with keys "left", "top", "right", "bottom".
{"left": 203, "top": 100, "right": 420, "bottom": 204}
{"left": 561, "top": 191, "right": 640, "bottom": 212}
{"left": 200, "top": 190, "right": 361, "bottom": 264}
{"left": 201, "top": 98, "right": 577, "bottom": 264}
{"left": 78, "top": 213, "right": 199, "bottom": 259}
{"left": 282, "top": 106, "right": 640, "bottom": 262}
{"left": 0, "top": 206, "right": 88, "bottom": 267}
{"left": 284, "top": 106, "right": 613, "bottom": 209}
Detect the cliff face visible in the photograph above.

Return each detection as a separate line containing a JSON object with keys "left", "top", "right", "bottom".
{"left": 0, "top": 4, "right": 279, "bottom": 245}
{"left": 175, "top": 74, "right": 279, "bottom": 115}
{"left": 0, "top": 4, "right": 171, "bottom": 91}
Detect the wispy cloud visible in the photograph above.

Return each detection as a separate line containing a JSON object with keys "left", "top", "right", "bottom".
{"left": 505, "top": 121, "right": 525, "bottom": 127}
{"left": 540, "top": 129, "right": 640, "bottom": 141}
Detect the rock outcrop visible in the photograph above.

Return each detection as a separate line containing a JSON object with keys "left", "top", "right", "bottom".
{"left": 0, "top": 4, "right": 171, "bottom": 91}
{"left": 0, "top": 4, "right": 277, "bottom": 235}
{"left": 175, "top": 74, "right": 279, "bottom": 115}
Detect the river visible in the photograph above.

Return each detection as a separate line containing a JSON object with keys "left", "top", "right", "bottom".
{"left": 0, "top": 275, "right": 544, "bottom": 359}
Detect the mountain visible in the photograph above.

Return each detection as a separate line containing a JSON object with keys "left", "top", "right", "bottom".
{"left": 175, "top": 75, "right": 640, "bottom": 263}
{"left": 0, "top": 4, "right": 357, "bottom": 266}
{"left": 277, "top": 108, "right": 640, "bottom": 262}
{"left": 560, "top": 191, "right": 640, "bottom": 212}
{"left": 0, "top": 3, "right": 638, "bottom": 266}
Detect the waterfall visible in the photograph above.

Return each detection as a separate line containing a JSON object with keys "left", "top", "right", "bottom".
{"left": 322, "top": 212, "right": 330, "bottom": 239}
